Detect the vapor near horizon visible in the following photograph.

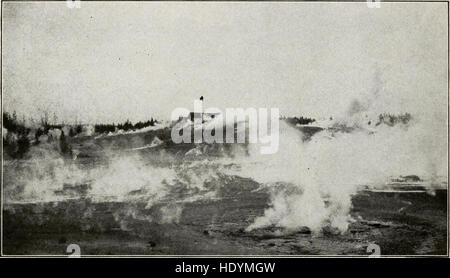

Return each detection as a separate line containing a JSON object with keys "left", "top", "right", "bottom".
{"left": 2, "top": 2, "right": 448, "bottom": 124}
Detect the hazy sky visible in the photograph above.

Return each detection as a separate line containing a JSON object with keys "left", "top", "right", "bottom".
{"left": 2, "top": 2, "right": 448, "bottom": 124}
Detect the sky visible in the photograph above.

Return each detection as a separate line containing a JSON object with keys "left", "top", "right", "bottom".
{"left": 2, "top": 2, "right": 448, "bottom": 124}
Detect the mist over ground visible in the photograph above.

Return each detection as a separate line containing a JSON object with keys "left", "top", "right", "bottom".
{"left": 1, "top": 2, "right": 447, "bottom": 256}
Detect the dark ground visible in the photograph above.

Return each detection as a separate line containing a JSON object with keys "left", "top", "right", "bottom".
{"left": 3, "top": 184, "right": 447, "bottom": 256}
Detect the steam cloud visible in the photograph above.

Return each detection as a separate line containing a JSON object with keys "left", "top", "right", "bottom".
{"left": 238, "top": 100, "right": 447, "bottom": 234}
{"left": 3, "top": 98, "right": 447, "bottom": 234}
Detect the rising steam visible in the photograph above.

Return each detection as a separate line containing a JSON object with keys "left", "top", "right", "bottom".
{"left": 238, "top": 100, "right": 446, "bottom": 234}
{"left": 3, "top": 97, "right": 447, "bottom": 234}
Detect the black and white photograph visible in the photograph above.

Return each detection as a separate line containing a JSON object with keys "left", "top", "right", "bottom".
{"left": 0, "top": 0, "right": 448, "bottom": 258}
